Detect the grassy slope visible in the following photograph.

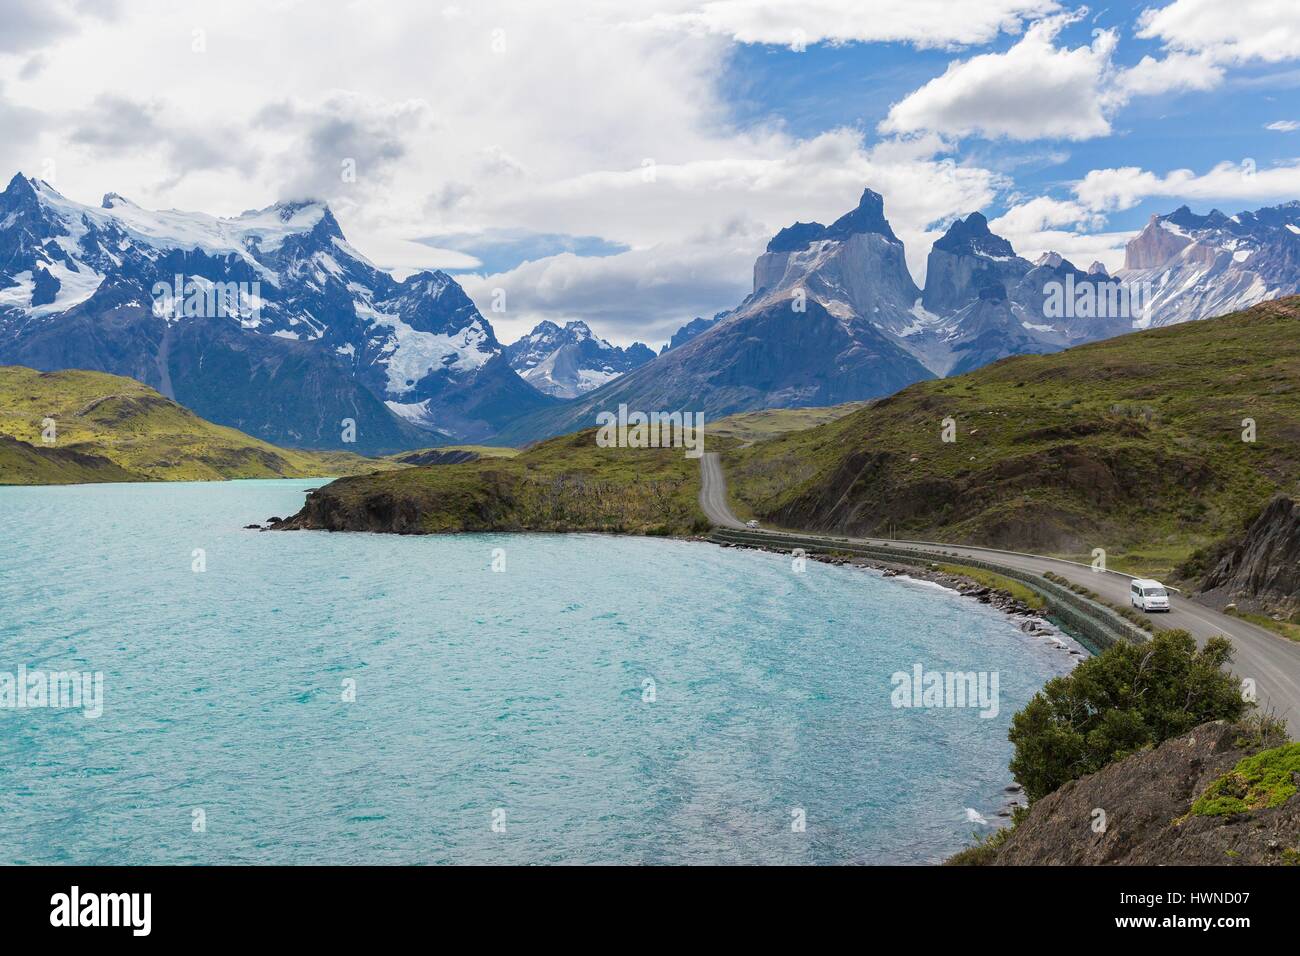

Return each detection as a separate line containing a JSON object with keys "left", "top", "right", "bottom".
{"left": 284, "top": 427, "right": 717, "bottom": 535}
{"left": 707, "top": 403, "right": 868, "bottom": 443}
{"left": 385, "top": 444, "right": 520, "bottom": 464}
{"left": 0, "top": 366, "right": 403, "bottom": 484}
{"left": 725, "top": 298, "right": 1300, "bottom": 580}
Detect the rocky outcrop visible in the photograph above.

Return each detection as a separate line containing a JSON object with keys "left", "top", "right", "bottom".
{"left": 922, "top": 213, "right": 1031, "bottom": 314}
{"left": 990, "top": 720, "right": 1298, "bottom": 865}
{"left": 750, "top": 188, "right": 921, "bottom": 335}
{"left": 1199, "top": 495, "right": 1300, "bottom": 619}
{"left": 1124, "top": 213, "right": 1194, "bottom": 270}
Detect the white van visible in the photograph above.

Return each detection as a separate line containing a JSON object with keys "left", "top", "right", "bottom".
{"left": 1130, "top": 578, "right": 1171, "bottom": 612}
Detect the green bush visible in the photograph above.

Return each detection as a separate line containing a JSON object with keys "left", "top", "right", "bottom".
{"left": 1008, "top": 630, "right": 1250, "bottom": 802}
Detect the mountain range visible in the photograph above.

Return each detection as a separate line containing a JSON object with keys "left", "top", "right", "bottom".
{"left": 0, "top": 173, "right": 552, "bottom": 453}
{"left": 4, "top": 170, "right": 1299, "bottom": 451}
{"left": 503, "top": 320, "right": 654, "bottom": 398}
{"left": 498, "top": 189, "right": 1300, "bottom": 443}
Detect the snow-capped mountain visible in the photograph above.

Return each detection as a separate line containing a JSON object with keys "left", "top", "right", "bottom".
{"left": 503, "top": 320, "right": 654, "bottom": 398}
{"left": 496, "top": 189, "right": 936, "bottom": 442}
{"left": 504, "top": 189, "right": 1300, "bottom": 444}
{"left": 1119, "top": 203, "right": 1300, "bottom": 327}
{"left": 0, "top": 173, "right": 552, "bottom": 451}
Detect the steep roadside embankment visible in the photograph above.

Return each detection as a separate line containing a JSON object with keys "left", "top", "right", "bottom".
{"left": 986, "top": 720, "right": 1298, "bottom": 865}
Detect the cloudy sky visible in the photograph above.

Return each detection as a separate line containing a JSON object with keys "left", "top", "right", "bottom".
{"left": 4, "top": 0, "right": 1300, "bottom": 347}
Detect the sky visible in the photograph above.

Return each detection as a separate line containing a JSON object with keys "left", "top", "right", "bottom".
{"left": 3, "top": 0, "right": 1300, "bottom": 348}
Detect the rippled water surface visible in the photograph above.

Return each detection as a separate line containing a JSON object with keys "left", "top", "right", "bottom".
{"left": 0, "top": 479, "right": 1080, "bottom": 864}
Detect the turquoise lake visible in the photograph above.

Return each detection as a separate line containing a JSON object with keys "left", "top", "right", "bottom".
{"left": 0, "top": 479, "right": 1081, "bottom": 864}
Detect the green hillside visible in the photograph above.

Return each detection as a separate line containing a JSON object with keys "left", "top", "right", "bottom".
{"left": 725, "top": 297, "right": 1300, "bottom": 578}
{"left": 707, "top": 402, "right": 867, "bottom": 443}
{"left": 277, "top": 427, "right": 713, "bottom": 535}
{"left": 0, "top": 366, "right": 405, "bottom": 484}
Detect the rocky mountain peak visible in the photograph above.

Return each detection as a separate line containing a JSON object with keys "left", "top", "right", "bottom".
{"left": 764, "top": 187, "right": 898, "bottom": 254}
{"left": 933, "top": 212, "right": 1015, "bottom": 259}
{"left": 3, "top": 172, "right": 39, "bottom": 202}
{"left": 824, "top": 187, "right": 898, "bottom": 243}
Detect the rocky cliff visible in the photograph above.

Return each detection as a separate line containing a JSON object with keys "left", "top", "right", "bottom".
{"left": 984, "top": 720, "right": 1298, "bottom": 865}
{"left": 1199, "top": 494, "right": 1300, "bottom": 620}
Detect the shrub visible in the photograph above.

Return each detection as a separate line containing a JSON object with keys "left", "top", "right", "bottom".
{"left": 1191, "top": 743, "right": 1300, "bottom": 816}
{"left": 1008, "top": 630, "right": 1250, "bottom": 802}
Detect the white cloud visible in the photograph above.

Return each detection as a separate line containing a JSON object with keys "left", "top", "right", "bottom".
{"left": 460, "top": 239, "right": 759, "bottom": 347}
{"left": 880, "top": 16, "right": 1118, "bottom": 141}
{"left": 990, "top": 196, "right": 1103, "bottom": 234}
{"left": 1074, "top": 160, "right": 1300, "bottom": 212}
{"left": 989, "top": 198, "right": 1131, "bottom": 273}
{"left": 880, "top": 11, "right": 1237, "bottom": 144}
{"left": 0, "top": 0, "right": 78, "bottom": 55}
{"left": 1136, "top": 0, "right": 1300, "bottom": 65}
{"left": 1108, "top": 51, "right": 1222, "bottom": 99}
{"left": 640, "top": 0, "right": 1060, "bottom": 49}
{"left": 1266, "top": 120, "right": 1300, "bottom": 132}
{"left": 0, "top": 1, "right": 1017, "bottom": 343}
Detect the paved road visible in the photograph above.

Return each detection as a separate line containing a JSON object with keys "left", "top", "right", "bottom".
{"left": 698, "top": 454, "right": 1300, "bottom": 726}
{"left": 698, "top": 453, "right": 746, "bottom": 529}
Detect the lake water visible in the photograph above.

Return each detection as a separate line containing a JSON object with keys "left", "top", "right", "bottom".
{"left": 0, "top": 479, "right": 1081, "bottom": 864}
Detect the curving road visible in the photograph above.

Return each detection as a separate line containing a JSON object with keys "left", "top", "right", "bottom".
{"left": 698, "top": 453, "right": 746, "bottom": 529}
{"left": 698, "top": 454, "right": 1300, "bottom": 727}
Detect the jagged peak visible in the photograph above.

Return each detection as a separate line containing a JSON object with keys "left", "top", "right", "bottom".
{"left": 933, "top": 212, "right": 1016, "bottom": 258}
{"left": 1162, "top": 204, "right": 1231, "bottom": 231}
{"left": 1087, "top": 260, "right": 1109, "bottom": 276}
{"left": 765, "top": 186, "right": 899, "bottom": 253}
{"left": 4, "top": 171, "right": 36, "bottom": 196}
{"left": 824, "top": 187, "right": 898, "bottom": 243}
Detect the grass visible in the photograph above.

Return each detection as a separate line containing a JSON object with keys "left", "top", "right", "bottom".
{"left": 1191, "top": 743, "right": 1300, "bottom": 816}
{"left": 707, "top": 403, "right": 867, "bottom": 444}
{"left": 724, "top": 298, "right": 1300, "bottom": 576}
{"left": 386, "top": 444, "right": 519, "bottom": 462}
{"left": 937, "top": 563, "right": 1045, "bottom": 611}
{"left": 293, "top": 427, "right": 724, "bottom": 534}
{"left": 1055, "top": 542, "right": 1209, "bottom": 582}
{"left": 0, "top": 365, "right": 402, "bottom": 483}
{"left": 1223, "top": 607, "right": 1300, "bottom": 643}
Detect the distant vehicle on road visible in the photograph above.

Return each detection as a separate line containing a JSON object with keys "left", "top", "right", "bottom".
{"left": 1131, "top": 578, "right": 1171, "bottom": 612}
{"left": 745, "top": 519, "right": 760, "bottom": 529}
